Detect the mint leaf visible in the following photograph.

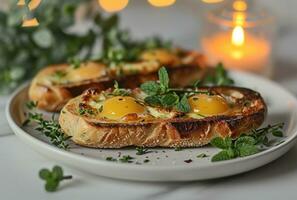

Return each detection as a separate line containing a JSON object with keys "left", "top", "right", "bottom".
{"left": 211, "top": 150, "right": 232, "bottom": 162}
{"left": 238, "top": 145, "right": 259, "bottom": 157}
{"left": 140, "top": 81, "right": 161, "bottom": 95}
{"left": 176, "top": 95, "right": 191, "bottom": 113}
{"left": 234, "top": 136, "right": 256, "bottom": 149}
{"left": 39, "top": 169, "right": 51, "bottom": 180}
{"left": 144, "top": 96, "right": 161, "bottom": 106}
{"left": 272, "top": 130, "right": 283, "bottom": 137}
{"left": 210, "top": 137, "right": 232, "bottom": 149}
{"left": 161, "top": 93, "right": 179, "bottom": 107}
{"left": 158, "top": 67, "right": 169, "bottom": 89}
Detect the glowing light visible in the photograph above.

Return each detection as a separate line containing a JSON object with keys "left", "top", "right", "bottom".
{"left": 233, "top": 12, "right": 246, "bottom": 26}
{"left": 22, "top": 18, "right": 39, "bottom": 27}
{"left": 17, "top": 0, "right": 25, "bottom": 6}
{"left": 233, "top": 0, "right": 247, "bottom": 11}
{"left": 98, "top": 0, "right": 129, "bottom": 12}
{"left": 148, "top": 0, "right": 176, "bottom": 7}
{"left": 28, "top": 0, "right": 42, "bottom": 10}
{"left": 201, "top": 0, "right": 224, "bottom": 4}
{"left": 232, "top": 26, "right": 245, "bottom": 46}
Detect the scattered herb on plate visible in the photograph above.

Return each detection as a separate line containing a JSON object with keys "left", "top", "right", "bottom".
{"left": 23, "top": 101, "right": 71, "bottom": 149}
{"left": 210, "top": 123, "right": 285, "bottom": 162}
{"left": 196, "top": 153, "right": 209, "bottom": 158}
{"left": 136, "top": 147, "right": 150, "bottom": 155}
{"left": 119, "top": 155, "right": 135, "bottom": 163}
{"left": 39, "top": 165, "right": 72, "bottom": 192}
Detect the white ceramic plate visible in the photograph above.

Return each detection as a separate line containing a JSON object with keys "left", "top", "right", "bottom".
{"left": 6, "top": 71, "right": 297, "bottom": 181}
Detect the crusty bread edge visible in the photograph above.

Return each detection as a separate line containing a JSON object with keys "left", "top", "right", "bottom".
{"left": 59, "top": 96, "right": 266, "bottom": 148}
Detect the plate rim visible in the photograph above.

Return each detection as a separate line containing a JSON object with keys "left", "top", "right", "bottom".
{"left": 5, "top": 71, "right": 297, "bottom": 172}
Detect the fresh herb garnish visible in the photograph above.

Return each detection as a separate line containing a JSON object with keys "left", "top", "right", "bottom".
{"left": 141, "top": 67, "right": 207, "bottom": 112}
{"left": 119, "top": 155, "right": 135, "bottom": 163}
{"left": 52, "top": 70, "right": 67, "bottom": 79}
{"left": 23, "top": 102, "right": 71, "bottom": 149}
{"left": 95, "top": 14, "right": 171, "bottom": 67}
{"left": 199, "top": 63, "right": 234, "bottom": 86}
{"left": 112, "top": 81, "right": 131, "bottom": 96}
{"left": 26, "top": 101, "right": 38, "bottom": 110}
{"left": 196, "top": 153, "right": 209, "bottom": 158}
{"left": 106, "top": 157, "right": 117, "bottom": 162}
{"left": 68, "top": 57, "right": 81, "bottom": 69}
{"left": 136, "top": 147, "right": 150, "bottom": 155}
{"left": 174, "top": 147, "right": 183, "bottom": 151}
{"left": 210, "top": 123, "right": 285, "bottom": 162}
{"left": 39, "top": 165, "right": 72, "bottom": 192}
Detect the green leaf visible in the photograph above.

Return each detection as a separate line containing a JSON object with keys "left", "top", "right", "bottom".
{"left": 238, "top": 145, "right": 259, "bottom": 157}
{"left": 144, "top": 96, "right": 161, "bottom": 106}
{"left": 272, "top": 130, "right": 283, "bottom": 137}
{"left": 234, "top": 136, "right": 256, "bottom": 149}
{"left": 52, "top": 166, "right": 63, "bottom": 180}
{"left": 158, "top": 67, "right": 169, "bottom": 89}
{"left": 45, "top": 179, "right": 59, "bottom": 192}
{"left": 39, "top": 169, "right": 51, "bottom": 180}
{"left": 211, "top": 150, "right": 232, "bottom": 162}
{"left": 210, "top": 137, "right": 232, "bottom": 149}
{"left": 32, "top": 28, "right": 54, "bottom": 48}
{"left": 176, "top": 95, "right": 191, "bottom": 113}
{"left": 160, "top": 93, "right": 179, "bottom": 107}
{"left": 140, "top": 81, "right": 161, "bottom": 95}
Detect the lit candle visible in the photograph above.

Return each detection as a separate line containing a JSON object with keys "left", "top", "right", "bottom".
{"left": 202, "top": 26, "right": 271, "bottom": 73}
{"left": 201, "top": 0, "right": 273, "bottom": 75}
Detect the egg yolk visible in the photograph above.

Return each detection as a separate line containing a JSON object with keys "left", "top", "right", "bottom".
{"left": 100, "top": 96, "right": 145, "bottom": 120}
{"left": 188, "top": 94, "right": 229, "bottom": 116}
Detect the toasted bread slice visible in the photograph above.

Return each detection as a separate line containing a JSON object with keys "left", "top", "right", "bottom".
{"left": 59, "top": 86, "right": 267, "bottom": 148}
{"left": 29, "top": 49, "right": 207, "bottom": 112}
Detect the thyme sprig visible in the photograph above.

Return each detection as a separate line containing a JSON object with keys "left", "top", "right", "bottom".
{"left": 23, "top": 101, "right": 71, "bottom": 149}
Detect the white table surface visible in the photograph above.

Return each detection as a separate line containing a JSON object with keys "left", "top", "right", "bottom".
{"left": 1, "top": 1, "right": 297, "bottom": 199}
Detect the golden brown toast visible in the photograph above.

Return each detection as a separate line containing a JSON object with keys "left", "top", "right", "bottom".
{"left": 59, "top": 86, "right": 267, "bottom": 148}
{"left": 29, "top": 49, "right": 206, "bottom": 112}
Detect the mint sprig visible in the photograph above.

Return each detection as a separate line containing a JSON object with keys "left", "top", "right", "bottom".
{"left": 140, "top": 67, "right": 207, "bottom": 112}
{"left": 211, "top": 123, "right": 285, "bottom": 162}
{"left": 39, "top": 166, "right": 72, "bottom": 192}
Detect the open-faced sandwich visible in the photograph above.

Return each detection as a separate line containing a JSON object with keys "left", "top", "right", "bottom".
{"left": 59, "top": 67, "right": 267, "bottom": 148}
{"left": 29, "top": 48, "right": 206, "bottom": 112}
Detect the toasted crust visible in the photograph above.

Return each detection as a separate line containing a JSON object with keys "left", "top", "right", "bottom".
{"left": 29, "top": 49, "right": 207, "bottom": 112}
{"left": 59, "top": 86, "right": 267, "bottom": 148}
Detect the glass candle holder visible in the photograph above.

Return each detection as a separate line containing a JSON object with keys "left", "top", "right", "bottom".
{"left": 201, "top": 0, "right": 276, "bottom": 77}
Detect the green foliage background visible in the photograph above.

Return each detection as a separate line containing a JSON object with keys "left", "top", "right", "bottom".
{"left": 0, "top": 0, "right": 97, "bottom": 93}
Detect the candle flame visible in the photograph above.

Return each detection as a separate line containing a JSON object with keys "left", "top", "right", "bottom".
{"left": 22, "top": 18, "right": 39, "bottom": 27}
{"left": 17, "top": 0, "right": 25, "bottom": 6}
{"left": 98, "top": 0, "right": 129, "bottom": 12}
{"left": 201, "top": 0, "right": 224, "bottom": 3}
{"left": 28, "top": 0, "right": 42, "bottom": 11}
{"left": 233, "top": 0, "right": 247, "bottom": 11}
{"left": 232, "top": 26, "right": 245, "bottom": 46}
{"left": 148, "top": 0, "right": 176, "bottom": 7}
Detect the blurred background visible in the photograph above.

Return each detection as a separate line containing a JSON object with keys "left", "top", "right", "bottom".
{"left": 0, "top": 0, "right": 296, "bottom": 94}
